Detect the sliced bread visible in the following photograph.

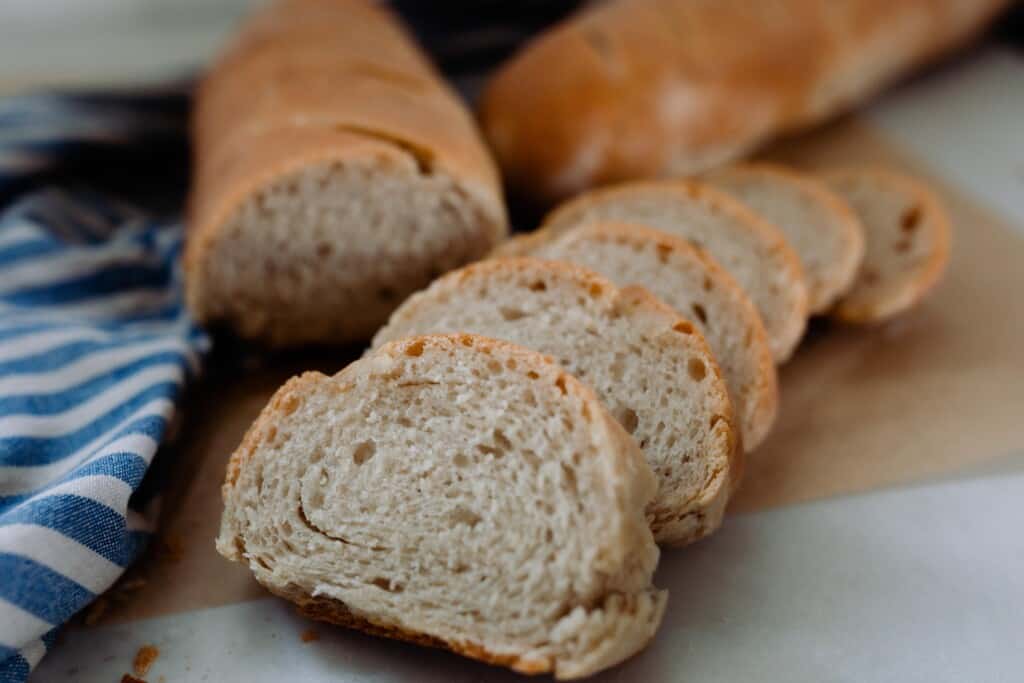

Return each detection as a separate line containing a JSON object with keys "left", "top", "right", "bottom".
{"left": 523, "top": 221, "right": 778, "bottom": 451}
{"left": 372, "top": 258, "right": 739, "bottom": 546}
{"left": 531, "top": 180, "right": 809, "bottom": 362}
{"left": 217, "top": 334, "right": 666, "bottom": 679}
{"left": 821, "top": 168, "right": 952, "bottom": 323}
{"left": 704, "top": 162, "right": 866, "bottom": 314}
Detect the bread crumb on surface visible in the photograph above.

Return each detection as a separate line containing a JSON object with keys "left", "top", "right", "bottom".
{"left": 301, "top": 629, "right": 320, "bottom": 643}
{"left": 133, "top": 644, "right": 159, "bottom": 676}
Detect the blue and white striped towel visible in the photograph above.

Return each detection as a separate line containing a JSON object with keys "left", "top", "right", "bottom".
{"left": 0, "top": 90, "right": 208, "bottom": 682}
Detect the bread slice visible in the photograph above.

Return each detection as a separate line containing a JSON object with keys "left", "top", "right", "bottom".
{"left": 704, "top": 162, "right": 866, "bottom": 314}
{"left": 372, "top": 258, "right": 739, "bottom": 546}
{"left": 217, "top": 334, "right": 666, "bottom": 679}
{"left": 526, "top": 180, "right": 809, "bottom": 362}
{"left": 518, "top": 221, "right": 778, "bottom": 451}
{"left": 821, "top": 167, "right": 952, "bottom": 323}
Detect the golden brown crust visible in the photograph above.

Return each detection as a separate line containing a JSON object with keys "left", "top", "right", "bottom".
{"left": 480, "top": 0, "right": 1010, "bottom": 204}
{"left": 821, "top": 166, "right": 952, "bottom": 324}
{"left": 280, "top": 588, "right": 552, "bottom": 675}
{"left": 222, "top": 371, "right": 323, "bottom": 493}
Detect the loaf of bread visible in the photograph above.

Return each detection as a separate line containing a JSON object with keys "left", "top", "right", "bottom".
{"left": 533, "top": 180, "right": 809, "bottom": 362}
{"left": 481, "top": 0, "right": 1009, "bottom": 204}
{"left": 705, "top": 163, "right": 866, "bottom": 315}
{"left": 186, "top": 0, "right": 507, "bottom": 346}
{"left": 821, "top": 167, "right": 951, "bottom": 323}
{"left": 217, "top": 334, "right": 666, "bottom": 678}
{"left": 372, "top": 258, "right": 739, "bottom": 546}
{"left": 504, "top": 221, "right": 778, "bottom": 452}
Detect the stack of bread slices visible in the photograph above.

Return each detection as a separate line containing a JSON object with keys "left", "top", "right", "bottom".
{"left": 219, "top": 159, "right": 951, "bottom": 677}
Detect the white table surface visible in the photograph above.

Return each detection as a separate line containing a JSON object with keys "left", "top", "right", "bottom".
{"left": 9, "top": 22, "right": 1024, "bottom": 683}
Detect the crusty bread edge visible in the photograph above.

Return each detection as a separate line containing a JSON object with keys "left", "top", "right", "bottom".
{"left": 821, "top": 166, "right": 952, "bottom": 324}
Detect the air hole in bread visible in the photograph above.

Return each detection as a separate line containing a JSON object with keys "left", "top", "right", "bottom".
{"left": 522, "top": 449, "right": 541, "bottom": 469}
{"left": 561, "top": 463, "right": 578, "bottom": 495}
{"left": 589, "top": 282, "right": 604, "bottom": 297}
{"left": 404, "top": 340, "right": 425, "bottom": 357}
{"left": 494, "top": 429, "right": 512, "bottom": 452}
{"left": 895, "top": 237, "right": 913, "bottom": 253}
{"left": 691, "top": 303, "right": 708, "bottom": 325}
{"left": 862, "top": 267, "right": 881, "bottom": 285}
{"left": 371, "top": 577, "right": 405, "bottom": 593}
{"left": 315, "top": 243, "right": 333, "bottom": 258}
{"left": 901, "top": 206, "right": 922, "bottom": 232}
{"left": 528, "top": 280, "right": 547, "bottom": 292}
{"left": 453, "top": 452, "right": 470, "bottom": 467}
{"left": 526, "top": 371, "right": 539, "bottom": 379}
{"left": 487, "top": 359, "right": 503, "bottom": 374}
{"left": 609, "top": 354, "right": 626, "bottom": 381}
{"left": 279, "top": 393, "right": 301, "bottom": 415}
{"left": 499, "top": 306, "right": 526, "bottom": 321}
{"left": 615, "top": 407, "right": 640, "bottom": 435}
{"left": 448, "top": 506, "right": 482, "bottom": 529}
{"left": 702, "top": 276, "right": 713, "bottom": 292}
{"left": 688, "top": 358, "right": 707, "bottom": 381}
{"left": 656, "top": 243, "right": 672, "bottom": 264}
{"left": 672, "top": 321, "right": 693, "bottom": 335}
{"left": 352, "top": 441, "right": 376, "bottom": 465}
{"left": 554, "top": 376, "right": 568, "bottom": 394}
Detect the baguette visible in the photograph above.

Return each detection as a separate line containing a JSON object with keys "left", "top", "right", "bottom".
{"left": 186, "top": 0, "right": 507, "bottom": 346}
{"left": 821, "top": 167, "right": 951, "bottom": 323}
{"left": 217, "top": 334, "right": 666, "bottom": 679}
{"left": 372, "top": 258, "right": 739, "bottom": 546}
{"left": 480, "top": 0, "right": 1009, "bottom": 204}
{"left": 507, "top": 221, "right": 778, "bottom": 451}
{"left": 705, "top": 162, "right": 866, "bottom": 314}
{"left": 532, "top": 180, "right": 809, "bottom": 362}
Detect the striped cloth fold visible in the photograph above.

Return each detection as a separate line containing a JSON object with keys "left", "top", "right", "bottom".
{"left": 0, "top": 90, "right": 207, "bottom": 682}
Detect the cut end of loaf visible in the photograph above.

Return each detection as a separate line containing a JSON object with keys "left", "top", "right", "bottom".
{"left": 186, "top": 144, "right": 505, "bottom": 347}
{"left": 217, "top": 334, "right": 665, "bottom": 678}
